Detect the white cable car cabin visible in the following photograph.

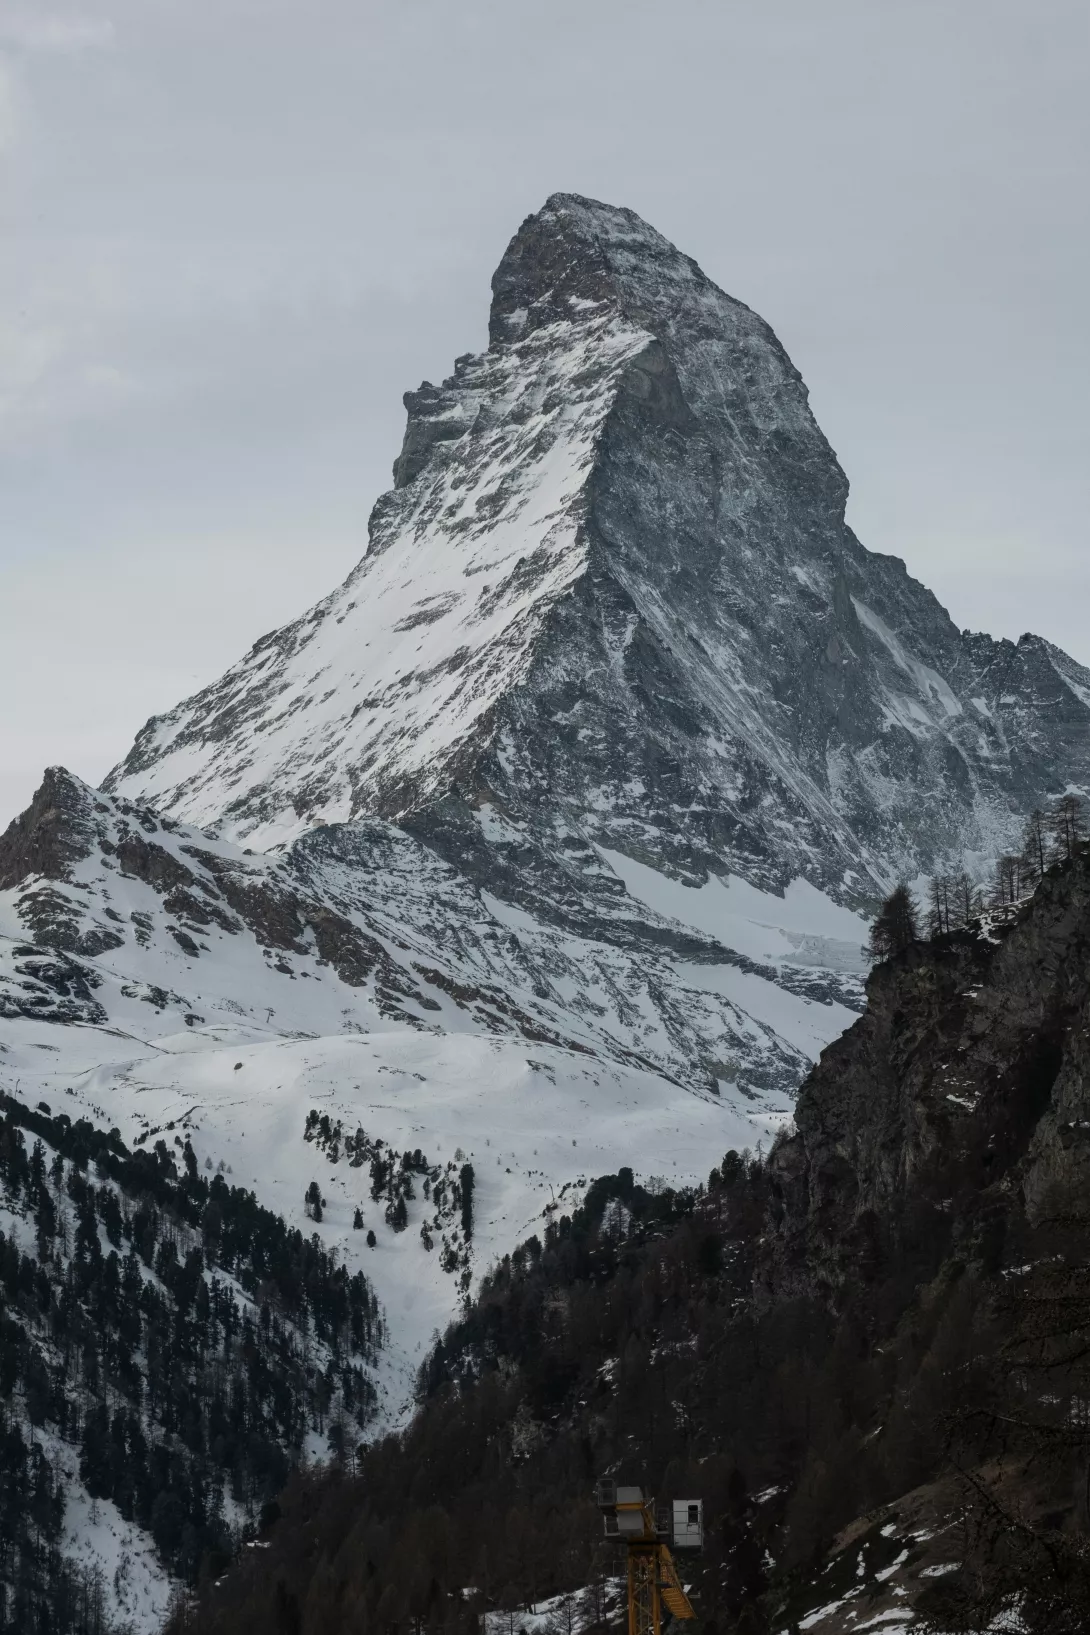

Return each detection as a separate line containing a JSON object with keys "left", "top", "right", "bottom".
{"left": 671, "top": 1499, "right": 703, "bottom": 1550}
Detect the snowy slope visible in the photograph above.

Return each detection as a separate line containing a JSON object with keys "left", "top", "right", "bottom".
{"left": 1, "top": 1020, "right": 764, "bottom": 1431}
{"left": 0, "top": 768, "right": 859, "bottom": 1106}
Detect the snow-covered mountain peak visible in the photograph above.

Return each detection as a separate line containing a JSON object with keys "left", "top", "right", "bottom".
{"left": 489, "top": 192, "right": 849, "bottom": 513}
{"left": 108, "top": 303, "right": 653, "bottom": 845}
{"left": 488, "top": 192, "right": 709, "bottom": 341}
{"left": 103, "top": 194, "right": 852, "bottom": 851}
{"left": 21, "top": 195, "right": 1090, "bottom": 1622}
{"left": 105, "top": 194, "right": 1090, "bottom": 892}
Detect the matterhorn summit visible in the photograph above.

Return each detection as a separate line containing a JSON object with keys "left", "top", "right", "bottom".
{"left": 107, "top": 193, "right": 1090, "bottom": 899}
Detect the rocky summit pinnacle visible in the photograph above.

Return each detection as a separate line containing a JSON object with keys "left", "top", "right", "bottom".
{"left": 105, "top": 193, "right": 1090, "bottom": 900}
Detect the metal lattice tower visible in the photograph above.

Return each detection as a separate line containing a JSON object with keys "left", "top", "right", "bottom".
{"left": 594, "top": 1482, "right": 701, "bottom": 1635}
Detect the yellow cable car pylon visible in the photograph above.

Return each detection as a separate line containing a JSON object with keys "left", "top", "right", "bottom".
{"left": 594, "top": 1483, "right": 701, "bottom": 1635}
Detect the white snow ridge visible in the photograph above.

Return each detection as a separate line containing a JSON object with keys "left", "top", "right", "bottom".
{"left": 4, "top": 190, "right": 1090, "bottom": 1624}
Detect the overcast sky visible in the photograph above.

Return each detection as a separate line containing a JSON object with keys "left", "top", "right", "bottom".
{"left": 1, "top": 0, "right": 1088, "bottom": 830}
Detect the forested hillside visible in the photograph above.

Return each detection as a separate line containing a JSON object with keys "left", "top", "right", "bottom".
{"left": 0, "top": 1096, "right": 383, "bottom": 1633}
{"left": 169, "top": 840, "right": 1090, "bottom": 1635}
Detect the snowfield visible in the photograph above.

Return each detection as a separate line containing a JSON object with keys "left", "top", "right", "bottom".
{"left": 1, "top": 1011, "right": 776, "bottom": 1434}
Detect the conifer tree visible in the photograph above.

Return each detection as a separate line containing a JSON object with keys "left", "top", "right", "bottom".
{"left": 993, "top": 852, "right": 1024, "bottom": 909}
{"left": 1049, "top": 792, "right": 1086, "bottom": 861}
{"left": 1021, "top": 806, "right": 1049, "bottom": 885}
{"left": 460, "top": 1163, "right": 475, "bottom": 1240}
{"left": 868, "top": 883, "right": 918, "bottom": 960}
{"left": 950, "top": 870, "right": 981, "bottom": 928}
{"left": 926, "top": 874, "right": 952, "bottom": 937}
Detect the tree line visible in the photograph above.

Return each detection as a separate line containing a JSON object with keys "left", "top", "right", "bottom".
{"left": 869, "top": 792, "right": 1086, "bottom": 959}
{"left": 166, "top": 1119, "right": 1090, "bottom": 1635}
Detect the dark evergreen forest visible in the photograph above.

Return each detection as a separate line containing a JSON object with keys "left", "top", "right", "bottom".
{"left": 164, "top": 1151, "right": 986, "bottom": 1635}
{"left": 0, "top": 1094, "right": 383, "bottom": 1634}
{"left": 170, "top": 1156, "right": 1090, "bottom": 1633}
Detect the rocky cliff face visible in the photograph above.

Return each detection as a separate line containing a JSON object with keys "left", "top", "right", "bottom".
{"left": 106, "top": 192, "right": 1090, "bottom": 904}
{"left": 764, "top": 848, "right": 1090, "bottom": 1303}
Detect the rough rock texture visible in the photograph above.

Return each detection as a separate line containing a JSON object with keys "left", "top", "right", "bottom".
{"left": 0, "top": 768, "right": 437, "bottom": 1032}
{"left": 106, "top": 193, "right": 1090, "bottom": 904}
{"left": 0, "top": 765, "right": 100, "bottom": 890}
{"left": 764, "top": 849, "right": 1090, "bottom": 1304}
{"left": 1, "top": 769, "right": 848, "bottom": 1103}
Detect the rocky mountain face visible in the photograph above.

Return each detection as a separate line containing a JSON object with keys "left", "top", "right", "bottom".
{"left": 749, "top": 848, "right": 1090, "bottom": 1630}
{"left": 764, "top": 849, "right": 1090, "bottom": 1308}
{"left": 106, "top": 192, "right": 1090, "bottom": 903}
{"left": 1, "top": 765, "right": 854, "bottom": 1106}
{"left": 0, "top": 766, "right": 438, "bottom": 1031}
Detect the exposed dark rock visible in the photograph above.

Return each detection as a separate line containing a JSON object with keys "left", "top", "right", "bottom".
{"left": 0, "top": 767, "right": 96, "bottom": 889}
{"left": 0, "top": 945, "right": 107, "bottom": 1024}
{"left": 116, "top": 831, "right": 196, "bottom": 892}
{"left": 762, "top": 851, "right": 1090, "bottom": 1305}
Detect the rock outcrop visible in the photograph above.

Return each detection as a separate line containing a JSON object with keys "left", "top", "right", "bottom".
{"left": 764, "top": 847, "right": 1090, "bottom": 1302}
